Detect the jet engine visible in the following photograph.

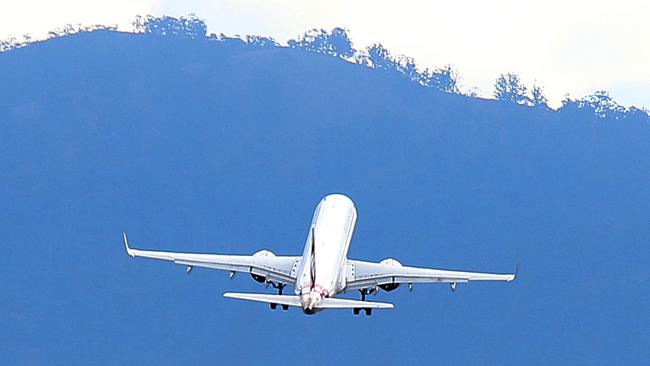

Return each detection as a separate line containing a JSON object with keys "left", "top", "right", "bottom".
{"left": 378, "top": 258, "right": 402, "bottom": 292}
{"left": 250, "top": 250, "right": 275, "bottom": 283}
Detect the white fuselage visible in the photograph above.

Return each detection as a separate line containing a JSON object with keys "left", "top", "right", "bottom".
{"left": 295, "top": 194, "right": 357, "bottom": 313}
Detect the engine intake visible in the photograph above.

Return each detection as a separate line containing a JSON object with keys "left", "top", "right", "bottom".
{"left": 378, "top": 258, "right": 402, "bottom": 292}
{"left": 250, "top": 250, "right": 276, "bottom": 283}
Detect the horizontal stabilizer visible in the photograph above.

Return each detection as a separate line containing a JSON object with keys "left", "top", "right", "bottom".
{"left": 223, "top": 293, "right": 302, "bottom": 307}
{"left": 223, "top": 292, "right": 394, "bottom": 309}
{"left": 319, "top": 297, "right": 394, "bottom": 309}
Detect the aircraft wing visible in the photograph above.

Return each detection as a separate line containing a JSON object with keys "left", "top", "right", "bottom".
{"left": 123, "top": 233, "right": 300, "bottom": 284}
{"left": 345, "top": 259, "right": 517, "bottom": 291}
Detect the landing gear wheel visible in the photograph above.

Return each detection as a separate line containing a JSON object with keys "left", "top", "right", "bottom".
{"left": 270, "top": 303, "right": 277, "bottom": 310}
{"left": 353, "top": 308, "right": 360, "bottom": 316}
{"left": 282, "top": 304, "right": 289, "bottom": 311}
{"left": 364, "top": 308, "right": 372, "bottom": 316}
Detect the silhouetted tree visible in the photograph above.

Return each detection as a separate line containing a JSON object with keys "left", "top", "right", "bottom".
{"left": 463, "top": 87, "right": 480, "bottom": 98}
{"left": 133, "top": 15, "right": 207, "bottom": 39}
{"left": 245, "top": 35, "right": 279, "bottom": 48}
{"left": 288, "top": 28, "right": 354, "bottom": 58}
{"left": 366, "top": 44, "right": 454, "bottom": 89}
{"left": 366, "top": 43, "right": 399, "bottom": 71}
{"left": 584, "top": 91, "right": 626, "bottom": 119}
{"left": 132, "top": 15, "right": 147, "bottom": 33}
{"left": 328, "top": 28, "right": 355, "bottom": 58}
{"left": 495, "top": 73, "right": 528, "bottom": 104}
{"left": 559, "top": 94, "right": 593, "bottom": 117}
{"left": 0, "top": 37, "right": 17, "bottom": 51}
{"left": 425, "top": 65, "right": 459, "bottom": 93}
{"left": 530, "top": 83, "right": 548, "bottom": 108}
{"left": 557, "top": 91, "right": 646, "bottom": 121}
{"left": 397, "top": 55, "right": 420, "bottom": 82}
{"left": 62, "top": 24, "right": 76, "bottom": 35}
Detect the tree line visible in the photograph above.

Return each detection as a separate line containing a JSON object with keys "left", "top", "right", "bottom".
{"left": 2, "top": 14, "right": 647, "bottom": 121}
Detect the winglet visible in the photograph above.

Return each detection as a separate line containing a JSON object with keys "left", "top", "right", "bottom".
{"left": 123, "top": 233, "right": 135, "bottom": 258}
{"left": 511, "top": 262, "right": 519, "bottom": 282}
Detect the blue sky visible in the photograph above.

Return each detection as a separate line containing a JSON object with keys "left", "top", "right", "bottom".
{"left": 1, "top": 0, "right": 649, "bottom": 108}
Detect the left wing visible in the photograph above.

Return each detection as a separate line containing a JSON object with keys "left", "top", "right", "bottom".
{"left": 346, "top": 259, "right": 517, "bottom": 291}
{"left": 123, "top": 233, "right": 301, "bottom": 284}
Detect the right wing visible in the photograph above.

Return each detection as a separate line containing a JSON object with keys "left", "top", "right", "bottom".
{"left": 123, "top": 233, "right": 301, "bottom": 284}
{"left": 346, "top": 259, "right": 517, "bottom": 291}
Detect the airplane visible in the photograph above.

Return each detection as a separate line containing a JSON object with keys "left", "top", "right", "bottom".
{"left": 123, "top": 193, "right": 517, "bottom": 316}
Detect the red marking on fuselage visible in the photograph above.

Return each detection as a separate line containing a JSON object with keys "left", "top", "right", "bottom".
{"left": 299, "top": 283, "right": 330, "bottom": 297}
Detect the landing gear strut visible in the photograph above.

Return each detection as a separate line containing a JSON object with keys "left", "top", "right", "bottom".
{"left": 359, "top": 288, "right": 372, "bottom": 301}
{"left": 353, "top": 289, "right": 374, "bottom": 316}
{"left": 270, "top": 283, "right": 287, "bottom": 311}
{"left": 273, "top": 283, "right": 286, "bottom": 295}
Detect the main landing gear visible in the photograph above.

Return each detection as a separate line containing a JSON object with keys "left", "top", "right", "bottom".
{"left": 269, "top": 283, "right": 289, "bottom": 311}
{"left": 353, "top": 288, "right": 374, "bottom": 316}
{"left": 353, "top": 308, "right": 372, "bottom": 316}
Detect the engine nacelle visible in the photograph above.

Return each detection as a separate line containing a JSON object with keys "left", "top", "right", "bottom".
{"left": 251, "top": 250, "right": 276, "bottom": 283}
{"left": 378, "top": 258, "right": 402, "bottom": 292}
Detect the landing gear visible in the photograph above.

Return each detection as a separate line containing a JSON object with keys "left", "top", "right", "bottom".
{"left": 353, "top": 289, "right": 374, "bottom": 316}
{"left": 359, "top": 288, "right": 369, "bottom": 301}
{"left": 273, "top": 282, "right": 286, "bottom": 295}
{"left": 270, "top": 303, "right": 288, "bottom": 311}
{"left": 269, "top": 283, "right": 286, "bottom": 311}
{"left": 352, "top": 308, "right": 372, "bottom": 316}
{"left": 358, "top": 288, "right": 377, "bottom": 301}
